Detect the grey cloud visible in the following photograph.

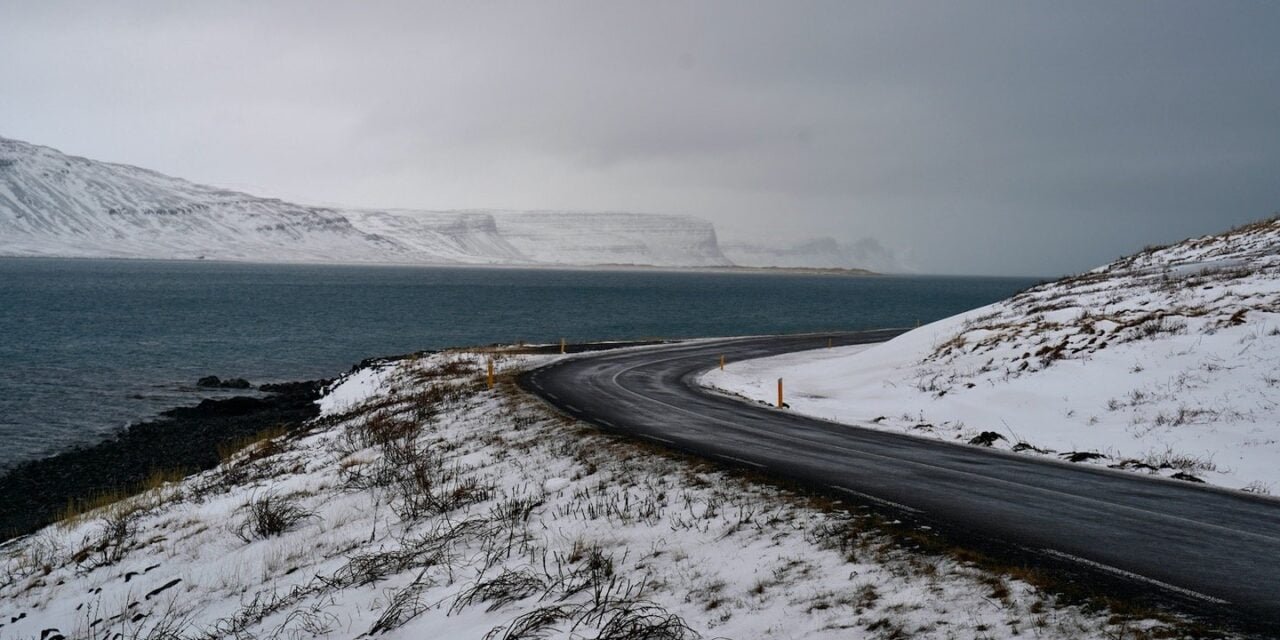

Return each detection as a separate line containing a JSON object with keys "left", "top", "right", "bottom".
{"left": 1, "top": 1, "right": 1277, "bottom": 276}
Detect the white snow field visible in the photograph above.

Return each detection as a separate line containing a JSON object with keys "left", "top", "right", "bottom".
{"left": 0, "top": 349, "right": 1190, "bottom": 639}
{"left": 705, "top": 217, "right": 1280, "bottom": 493}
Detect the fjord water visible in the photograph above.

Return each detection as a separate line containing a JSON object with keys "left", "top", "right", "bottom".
{"left": 0, "top": 258, "right": 1038, "bottom": 468}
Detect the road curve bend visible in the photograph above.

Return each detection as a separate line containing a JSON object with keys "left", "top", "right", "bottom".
{"left": 519, "top": 332, "right": 1280, "bottom": 630}
{"left": 517, "top": 335, "right": 1280, "bottom": 629}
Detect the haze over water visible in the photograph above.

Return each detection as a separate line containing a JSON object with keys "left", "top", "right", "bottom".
{"left": 0, "top": 258, "right": 1038, "bottom": 468}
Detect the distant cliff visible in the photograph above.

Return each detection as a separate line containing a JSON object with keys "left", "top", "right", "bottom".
{"left": 721, "top": 237, "right": 904, "bottom": 273}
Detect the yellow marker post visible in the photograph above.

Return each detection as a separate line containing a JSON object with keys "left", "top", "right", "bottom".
{"left": 560, "top": 338, "right": 566, "bottom": 354}
{"left": 719, "top": 354, "right": 725, "bottom": 370}
{"left": 777, "top": 378, "right": 784, "bottom": 408}
{"left": 827, "top": 337, "right": 832, "bottom": 348}
{"left": 486, "top": 359, "right": 495, "bottom": 389}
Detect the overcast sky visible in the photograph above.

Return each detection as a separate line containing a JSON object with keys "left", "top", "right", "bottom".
{"left": 2, "top": 2, "right": 1277, "bottom": 276}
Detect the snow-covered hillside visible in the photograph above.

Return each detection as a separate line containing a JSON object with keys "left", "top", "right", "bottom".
{"left": 0, "top": 137, "right": 730, "bottom": 267}
{"left": 0, "top": 349, "right": 1186, "bottom": 639}
{"left": 706, "top": 217, "right": 1280, "bottom": 493}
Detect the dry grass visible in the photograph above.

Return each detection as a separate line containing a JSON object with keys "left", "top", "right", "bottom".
{"left": 217, "top": 424, "right": 289, "bottom": 462}
{"left": 54, "top": 466, "right": 189, "bottom": 529}
{"left": 54, "top": 489, "right": 133, "bottom": 528}
{"left": 141, "top": 467, "right": 188, "bottom": 491}
{"left": 233, "top": 492, "right": 317, "bottom": 542}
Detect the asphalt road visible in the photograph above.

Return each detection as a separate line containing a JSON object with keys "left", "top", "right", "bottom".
{"left": 519, "top": 331, "right": 1280, "bottom": 630}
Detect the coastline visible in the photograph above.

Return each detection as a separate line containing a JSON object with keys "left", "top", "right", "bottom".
{"left": 0, "top": 339, "right": 674, "bottom": 542}
{"left": 0, "top": 379, "right": 328, "bottom": 541}
{"left": 0, "top": 254, "right": 884, "bottom": 277}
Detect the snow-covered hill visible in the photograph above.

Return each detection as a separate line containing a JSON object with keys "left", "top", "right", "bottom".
{"left": 0, "top": 349, "right": 1176, "bottom": 638}
{"left": 0, "top": 137, "right": 730, "bottom": 267}
{"left": 706, "top": 217, "right": 1280, "bottom": 493}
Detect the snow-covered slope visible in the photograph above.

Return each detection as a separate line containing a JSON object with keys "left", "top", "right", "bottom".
{"left": 705, "top": 217, "right": 1280, "bottom": 493}
{"left": 0, "top": 137, "right": 407, "bottom": 263}
{"left": 0, "top": 136, "right": 730, "bottom": 267}
{"left": 342, "top": 210, "right": 527, "bottom": 264}
{"left": 0, "top": 350, "right": 1174, "bottom": 639}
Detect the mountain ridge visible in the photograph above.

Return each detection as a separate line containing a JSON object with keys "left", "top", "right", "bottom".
{"left": 0, "top": 136, "right": 738, "bottom": 268}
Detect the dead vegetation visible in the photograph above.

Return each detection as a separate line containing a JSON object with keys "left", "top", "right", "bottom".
{"left": 920, "top": 215, "right": 1280, "bottom": 395}
{"left": 217, "top": 424, "right": 288, "bottom": 463}
{"left": 78, "top": 508, "right": 139, "bottom": 569}
{"left": 233, "top": 492, "right": 316, "bottom": 541}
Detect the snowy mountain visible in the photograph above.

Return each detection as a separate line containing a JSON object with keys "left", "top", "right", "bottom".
{"left": 0, "top": 136, "right": 730, "bottom": 267}
{"left": 706, "top": 216, "right": 1280, "bottom": 492}
{"left": 721, "top": 237, "right": 903, "bottom": 273}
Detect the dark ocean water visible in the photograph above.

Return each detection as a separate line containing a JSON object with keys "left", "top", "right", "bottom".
{"left": 0, "top": 258, "right": 1039, "bottom": 468}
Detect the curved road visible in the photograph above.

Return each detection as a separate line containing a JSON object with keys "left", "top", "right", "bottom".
{"left": 520, "top": 331, "right": 1280, "bottom": 631}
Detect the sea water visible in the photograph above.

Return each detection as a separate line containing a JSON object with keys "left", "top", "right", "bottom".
{"left": 0, "top": 258, "right": 1039, "bottom": 468}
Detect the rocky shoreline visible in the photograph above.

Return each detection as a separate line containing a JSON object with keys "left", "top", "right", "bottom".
{"left": 0, "top": 342, "right": 653, "bottom": 541}
{"left": 0, "top": 378, "right": 329, "bottom": 540}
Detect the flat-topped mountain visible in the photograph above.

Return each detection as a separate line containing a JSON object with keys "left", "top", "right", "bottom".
{"left": 721, "top": 236, "right": 903, "bottom": 273}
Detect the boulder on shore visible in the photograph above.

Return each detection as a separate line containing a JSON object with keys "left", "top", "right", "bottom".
{"left": 197, "top": 376, "right": 252, "bottom": 389}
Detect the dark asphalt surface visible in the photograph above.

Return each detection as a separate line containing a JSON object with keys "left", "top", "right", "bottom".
{"left": 520, "top": 331, "right": 1280, "bottom": 631}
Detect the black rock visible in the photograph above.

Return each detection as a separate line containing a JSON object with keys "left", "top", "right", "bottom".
{"left": 1109, "top": 459, "right": 1158, "bottom": 471}
{"left": 197, "top": 376, "right": 252, "bottom": 389}
{"left": 260, "top": 380, "right": 328, "bottom": 394}
{"left": 187, "top": 396, "right": 270, "bottom": 418}
{"left": 1061, "top": 451, "right": 1106, "bottom": 463}
{"left": 968, "top": 431, "right": 1006, "bottom": 447}
{"left": 1011, "top": 441, "right": 1050, "bottom": 454}
{"left": 0, "top": 379, "right": 327, "bottom": 540}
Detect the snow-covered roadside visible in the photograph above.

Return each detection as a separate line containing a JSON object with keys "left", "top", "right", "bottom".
{"left": 0, "top": 348, "right": 1193, "bottom": 639}
{"left": 703, "top": 218, "right": 1280, "bottom": 494}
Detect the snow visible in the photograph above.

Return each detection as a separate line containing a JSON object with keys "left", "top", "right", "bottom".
{"left": 490, "top": 211, "right": 729, "bottom": 267}
{"left": 705, "top": 217, "right": 1280, "bottom": 493}
{"left": 0, "top": 349, "right": 1180, "bottom": 638}
{"left": 0, "top": 137, "right": 731, "bottom": 268}
{"left": 315, "top": 364, "right": 397, "bottom": 415}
